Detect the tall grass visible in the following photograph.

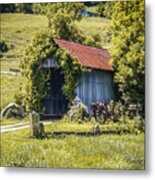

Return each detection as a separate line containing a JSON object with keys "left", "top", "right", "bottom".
{"left": 1, "top": 74, "right": 25, "bottom": 110}
{"left": 1, "top": 127, "right": 144, "bottom": 169}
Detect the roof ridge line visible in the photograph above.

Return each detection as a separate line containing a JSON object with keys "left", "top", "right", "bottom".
{"left": 54, "top": 38, "right": 108, "bottom": 51}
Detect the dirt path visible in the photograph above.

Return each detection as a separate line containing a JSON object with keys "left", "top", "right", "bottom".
{"left": 1, "top": 71, "right": 20, "bottom": 76}
{"left": 1, "top": 122, "right": 52, "bottom": 133}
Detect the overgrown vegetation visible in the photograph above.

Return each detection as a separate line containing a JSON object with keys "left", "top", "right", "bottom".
{"left": 0, "top": 40, "right": 8, "bottom": 53}
{"left": 20, "top": 29, "right": 83, "bottom": 112}
{"left": 109, "top": 0, "right": 145, "bottom": 112}
{"left": 67, "top": 102, "right": 89, "bottom": 123}
{"left": 1, "top": 13, "right": 110, "bottom": 114}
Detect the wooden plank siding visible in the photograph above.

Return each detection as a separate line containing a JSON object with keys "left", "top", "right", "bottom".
{"left": 41, "top": 58, "right": 115, "bottom": 116}
{"left": 76, "top": 70, "right": 115, "bottom": 112}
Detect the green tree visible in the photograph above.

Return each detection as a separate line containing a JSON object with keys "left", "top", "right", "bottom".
{"left": 32, "top": 2, "right": 85, "bottom": 42}
{"left": 15, "top": 3, "right": 33, "bottom": 14}
{"left": 32, "top": 2, "right": 101, "bottom": 46}
{"left": 97, "top": 1, "right": 118, "bottom": 19}
{"left": 46, "top": 2, "right": 85, "bottom": 42}
{"left": 109, "top": 0, "right": 144, "bottom": 110}
{"left": 0, "top": 4, "right": 16, "bottom": 13}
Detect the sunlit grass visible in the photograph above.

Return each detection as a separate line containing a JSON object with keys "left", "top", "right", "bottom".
{"left": 1, "top": 74, "right": 25, "bottom": 111}
{"left": 1, "top": 13, "right": 48, "bottom": 66}
{"left": 1, "top": 124, "right": 144, "bottom": 169}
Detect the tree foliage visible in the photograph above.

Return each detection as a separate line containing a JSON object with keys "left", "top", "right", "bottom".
{"left": 97, "top": 1, "right": 118, "bottom": 18}
{"left": 32, "top": 2, "right": 102, "bottom": 47}
{"left": 32, "top": 2, "right": 85, "bottom": 43}
{"left": 0, "top": 3, "right": 33, "bottom": 13}
{"left": 15, "top": 3, "right": 33, "bottom": 13}
{"left": 0, "top": 4, "right": 16, "bottom": 13}
{"left": 21, "top": 30, "right": 56, "bottom": 112}
{"left": 109, "top": 0, "right": 144, "bottom": 109}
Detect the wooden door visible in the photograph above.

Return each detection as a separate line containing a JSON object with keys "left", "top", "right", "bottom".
{"left": 42, "top": 68, "right": 68, "bottom": 116}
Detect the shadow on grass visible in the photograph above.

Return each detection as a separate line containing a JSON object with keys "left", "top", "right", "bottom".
{"left": 45, "top": 130, "right": 122, "bottom": 140}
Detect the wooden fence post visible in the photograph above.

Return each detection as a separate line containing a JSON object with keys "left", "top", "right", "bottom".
{"left": 29, "top": 111, "right": 40, "bottom": 138}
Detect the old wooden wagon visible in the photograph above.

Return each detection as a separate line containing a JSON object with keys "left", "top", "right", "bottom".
{"left": 41, "top": 39, "right": 115, "bottom": 118}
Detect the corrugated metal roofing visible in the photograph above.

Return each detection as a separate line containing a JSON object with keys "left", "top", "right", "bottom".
{"left": 55, "top": 38, "right": 113, "bottom": 71}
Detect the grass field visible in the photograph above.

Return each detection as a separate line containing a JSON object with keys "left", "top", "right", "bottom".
{"left": 1, "top": 74, "right": 25, "bottom": 111}
{"left": 1, "top": 120, "right": 144, "bottom": 169}
{"left": 76, "top": 17, "right": 112, "bottom": 49}
{"left": 1, "top": 13, "right": 48, "bottom": 71}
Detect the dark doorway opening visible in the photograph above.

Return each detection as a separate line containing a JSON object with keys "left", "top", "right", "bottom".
{"left": 41, "top": 68, "right": 68, "bottom": 118}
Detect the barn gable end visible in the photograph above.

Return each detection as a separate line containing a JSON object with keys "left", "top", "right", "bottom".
{"left": 76, "top": 70, "right": 114, "bottom": 112}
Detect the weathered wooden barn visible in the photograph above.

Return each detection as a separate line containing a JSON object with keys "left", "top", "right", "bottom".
{"left": 41, "top": 39, "right": 115, "bottom": 117}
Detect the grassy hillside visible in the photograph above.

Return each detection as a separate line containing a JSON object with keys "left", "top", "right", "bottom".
{"left": 1, "top": 13, "right": 48, "bottom": 71}
{"left": 1, "top": 14, "right": 48, "bottom": 111}
{"left": 1, "top": 74, "right": 25, "bottom": 110}
{"left": 0, "top": 13, "right": 111, "bottom": 111}
{"left": 76, "top": 17, "right": 112, "bottom": 49}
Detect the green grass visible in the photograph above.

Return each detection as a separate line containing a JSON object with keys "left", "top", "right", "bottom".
{"left": 76, "top": 17, "right": 112, "bottom": 49}
{"left": 1, "top": 74, "right": 25, "bottom": 110}
{"left": 1, "top": 13, "right": 48, "bottom": 71}
{"left": 45, "top": 119, "right": 121, "bottom": 132}
{"left": 0, "top": 116, "right": 29, "bottom": 126}
{"left": 1, "top": 122, "right": 144, "bottom": 169}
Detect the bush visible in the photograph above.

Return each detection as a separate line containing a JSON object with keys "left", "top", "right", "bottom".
{"left": 14, "top": 92, "right": 25, "bottom": 107}
{"left": 0, "top": 40, "right": 8, "bottom": 52}
{"left": 91, "top": 101, "right": 145, "bottom": 134}
{"left": 5, "top": 108, "right": 23, "bottom": 119}
{"left": 67, "top": 102, "right": 89, "bottom": 122}
{"left": 91, "top": 101, "right": 124, "bottom": 124}
{"left": 117, "top": 115, "right": 144, "bottom": 134}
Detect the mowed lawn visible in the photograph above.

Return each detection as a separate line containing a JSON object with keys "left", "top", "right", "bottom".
{"left": 1, "top": 123, "right": 144, "bottom": 170}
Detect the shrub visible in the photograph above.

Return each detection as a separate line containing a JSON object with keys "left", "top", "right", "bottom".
{"left": 67, "top": 102, "right": 89, "bottom": 122}
{"left": 0, "top": 40, "right": 8, "bottom": 52}
{"left": 117, "top": 115, "right": 144, "bottom": 134}
{"left": 4, "top": 108, "right": 23, "bottom": 119}
{"left": 91, "top": 101, "right": 145, "bottom": 134}
{"left": 91, "top": 101, "right": 124, "bottom": 124}
{"left": 14, "top": 92, "right": 25, "bottom": 107}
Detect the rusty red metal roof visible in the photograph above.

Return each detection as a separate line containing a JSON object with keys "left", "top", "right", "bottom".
{"left": 55, "top": 39, "right": 113, "bottom": 71}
